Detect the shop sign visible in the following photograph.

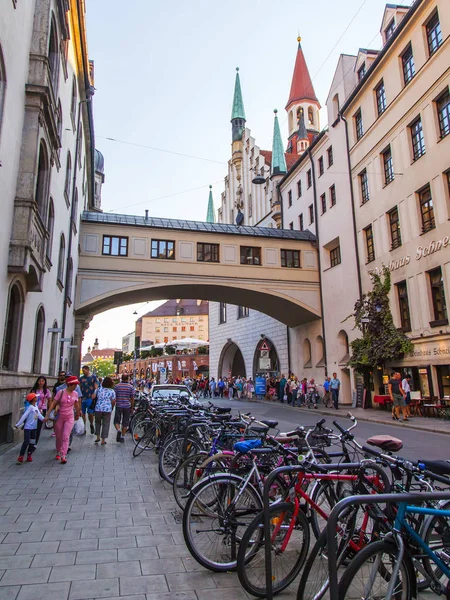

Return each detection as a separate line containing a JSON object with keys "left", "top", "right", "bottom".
{"left": 408, "top": 342, "right": 450, "bottom": 360}
{"left": 368, "top": 235, "right": 450, "bottom": 276}
{"left": 255, "top": 377, "right": 266, "bottom": 396}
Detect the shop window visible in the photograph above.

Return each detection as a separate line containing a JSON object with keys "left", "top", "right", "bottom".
{"left": 151, "top": 239, "right": 175, "bottom": 259}
{"left": 437, "top": 366, "right": 450, "bottom": 399}
{"left": 240, "top": 246, "right": 261, "bottom": 265}
{"left": 359, "top": 169, "right": 370, "bottom": 204}
{"left": 410, "top": 117, "right": 425, "bottom": 160}
{"left": 388, "top": 207, "right": 402, "bottom": 249}
{"left": 103, "top": 236, "right": 128, "bottom": 256}
{"left": 396, "top": 281, "right": 411, "bottom": 332}
{"left": 364, "top": 225, "right": 375, "bottom": 263}
{"left": 219, "top": 302, "right": 226, "bottom": 324}
{"left": 402, "top": 43, "right": 415, "bottom": 85}
{"left": 429, "top": 267, "right": 448, "bottom": 325}
{"left": 418, "top": 185, "right": 435, "bottom": 233}
{"left": 1, "top": 282, "right": 24, "bottom": 371}
{"left": 376, "top": 80, "right": 387, "bottom": 116}
{"left": 426, "top": 10, "right": 442, "bottom": 57}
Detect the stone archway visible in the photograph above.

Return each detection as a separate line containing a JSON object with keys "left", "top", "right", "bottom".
{"left": 217, "top": 341, "right": 246, "bottom": 379}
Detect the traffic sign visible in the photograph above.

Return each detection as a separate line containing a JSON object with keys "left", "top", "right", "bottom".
{"left": 260, "top": 340, "right": 270, "bottom": 352}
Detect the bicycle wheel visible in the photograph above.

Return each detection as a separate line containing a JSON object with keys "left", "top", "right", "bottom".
{"left": 182, "top": 473, "right": 262, "bottom": 572}
{"left": 158, "top": 435, "right": 202, "bottom": 484}
{"left": 310, "top": 481, "right": 338, "bottom": 539}
{"left": 338, "top": 539, "right": 413, "bottom": 600}
{"left": 132, "top": 425, "right": 158, "bottom": 457}
{"left": 421, "top": 501, "right": 450, "bottom": 591}
{"left": 237, "top": 502, "right": 310, "bottom": 597}
{"left": 172, "top": 452, "right": 208, "bottom": 510}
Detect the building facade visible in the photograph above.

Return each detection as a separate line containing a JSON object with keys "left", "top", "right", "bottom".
{"left": 122, "top": 331, "right": 135, "bottom": 354}
{"left": 0, "top": 0, "right": 101, "bottom": 445}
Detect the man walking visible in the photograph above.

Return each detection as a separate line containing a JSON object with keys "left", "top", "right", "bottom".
{"left": 389, "top": 372, "right": 408, "bottom": 421}
{"left": 330, "top": 373, "right": 341, "bottom": 410}
{"left": 401, "top": 373, "right": 412, "bottom": 418}
{"left": 114, "top": 374, "right": 135, "bottom": 443}
{"left": 323, "top": 376, "right": 331, "bottom": 407}
{"left": 79, "top": 365, "right": 99, "bottom": 434}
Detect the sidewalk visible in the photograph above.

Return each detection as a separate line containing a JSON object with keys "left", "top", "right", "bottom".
{"left": 254, "top": 397, "right": 450, "bottom": 436}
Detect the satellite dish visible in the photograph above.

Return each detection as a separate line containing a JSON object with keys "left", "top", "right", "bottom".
{"left": 236, "top": 210, "right": 244, "bottom": 226}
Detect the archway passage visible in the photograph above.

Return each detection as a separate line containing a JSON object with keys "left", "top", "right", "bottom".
{"left": 253, "top": 338, "right": 279, "bottom": 379}
{"left": 218, "top": 342, "right": 246, "bottom": 379}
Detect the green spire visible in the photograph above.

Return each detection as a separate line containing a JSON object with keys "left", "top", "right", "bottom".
{"left": 206, "top": 185, "right": 215, "bottom": 223}
{"left": 271, "top": 109, "right": 287, "bottom": 176}
{"left": 231, "top": 67, "right": 246, "bottom": 121}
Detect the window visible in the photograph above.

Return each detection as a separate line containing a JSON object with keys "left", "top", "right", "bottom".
{"left": 103, "top": 236, "right": 128, "bottom": 256}
{"left": 320, "top": 193, "right": 326, "bottom": 214}
{"left": 48, "top": 320, "right": 59, "bottom": 376}
{"left": 419, "top": 185, "right": 435, "bottom": 232}
{"left": 388, "top": 207, "right": 402, "bottom": 249}
{"left": 297, "top": 180, "right": 302, "bottom": 197}
{"left": 288, "top": 190, "right": 292, "bottom": 207}
{"left": 289, "top": 222, "right": 294, "bottom": 230}
{"left": 383, "top": 147, "right": 394, "bottom": 185}
{"left": 164, "top": 318, "right": 169, "bottom": 323}
{"left": 426, "top": 11, "right": 442, "bottom": 56}
{"left": 35, "top": 141, "right": 50, "bottom": 218}
{"left": 402, "top": 44, "right": 415, "bottom": 85}
{"left": 48, "top": 16, "right": 59, "bottom": 94}
{"left": 164, "top": 337, "right": 169, "bottom": 343}
{"left": 56, "top": 101, "right": 62, "bottom": 142}
{"left": 155, "top": 338, "right": 160, "bottom": 344}
{"left": 70, "top": 76, "right": 77, "bottom": 127}
{"left": 181, "top": 326, "right": 186, "bottom": 332}
{"left": 238, "top": 306, "right": 249, "bottom": 319}
{"left": 151, "top": 239, "right": 175, "bottom": 259}
{"left": 190, "top": 326, "right": 195, "bottom": 331}
{"left": 355, "top": 109, "right": 363, "bottom": 141}
{"left": 364, "top": 225, "right": 375, "bottom": 263}
{"left": 410, "top": 117, "right": 425, "bottom": 160}
{"left": 64, "top": 152, "right": 72, "bottom": 204}
{"left": 437, "top": 89, "right": 450, "bottom": 138}
{"left": 240, "top": 246, "right": 261, "bottom": 265}
{"left": 46, "top": 199, "right": 55, "bottom": 261}
{"left": 330, "top": 185, "right": 336, "bottom": 207}
{"left": 308, "top": 106, "right": 314, "bottom": 126}
{"left": 219, "top": 302, "right": 227, "bottom": 324}
{"left": 299, "top": 213, "right": 304, "bottom": 231}
{"left": 0, "top": 45, "right": 6, "bottom": 137}
{"left": 330, "top": 246, "right": 341, "bottom": 267}
{"left": 396, "top": 282, "right": 411, "bottom": 331}
{"left": 309, "top": 204, "right": 314, "bottom": 224}
{"left": 307, "top": 169, "right": 312, "bottom": 188}
{"left": 327, "top": 146, "right": 333, "bottom": 167}
{"left": 376, "top": 81, "right": 387, "bottom": 116}
{"left": 31, "top": 306, "right": 45, "bottom": 374}
{"left": 57, "top": 234, "right": 65, "bottom": 285}
{"left": 429, "top": 267, "right": 448, "bottom": 324}
{"left": 163, "top": 327, "right": 168, "bottom": 332}
{"left": 281, "top": 249, "right": 301, "bottom": 268}
{"left": 66, "top": 257, "right": 73, "bottom": 301}
{"left": 1, "top": 282, "right": 24, "bottom": 371}
{"left": 359, "top": 169, "right": 370, "bottom": 204}
{"left": 197, "top": 242, "right": 219, "bottom": 262}
{"left": 172, "top": 327, "right": 177, "bottom": 332}
{"left": 71, "top": 188, "right": 78, "bottom": 232}
{"left": 318, "top": 156, "right": 324, "bottom": 176}
{"left": 357, "top": 63, "right": 366, "bottom": 82}
{"left": 385, "top": 18, "right": 395, "bottom": 41}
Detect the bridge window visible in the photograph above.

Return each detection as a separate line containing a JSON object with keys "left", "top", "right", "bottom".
{"left": 281, "top": 249, "right": 301, "bottom": 268}
{"left": 240, "top": 246, "right": 261, "bottom": 266}
{"left": 151, "top": 239, "right": 175, "bottom": 260}
{"left": 197, "top": 242, "right": 219, "bottom": 263}
{"left": 219, "top": 303, "right": 227, "bottom": 324}
{"left": 238, "top": 306, "right": 249, "bottom": 319}
{"left": 102, "top": 235, "right": 128, "bottom": 256}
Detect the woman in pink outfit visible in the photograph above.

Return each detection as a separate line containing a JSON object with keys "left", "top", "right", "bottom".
{"left": 51, "top": 376, "right": 81, "bottom": 464}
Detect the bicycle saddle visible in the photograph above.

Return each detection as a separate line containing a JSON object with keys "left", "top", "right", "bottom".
{"left": 249, "top": 425, "right": 269, "bottom": 434}
{"left": 419, "top": 459, "right": 450, "bottom": 477}
{"left": 367, "top": 435, "right": 403, "bottom": 452}
{"left": 260, "top": 420, "right": 278, "bottom": 429}
{"left": 216, "top": 407, "right": 232, "bottom": 414}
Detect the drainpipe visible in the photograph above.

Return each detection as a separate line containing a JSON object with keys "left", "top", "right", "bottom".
{"left": 341, "top": 114, "right": 363, "bottom": 300}
{"left": 278, "top": 183, "right": 291, "bottom": 374}
{"left": 308, "top": 147, "right": 328, "bottom": 377}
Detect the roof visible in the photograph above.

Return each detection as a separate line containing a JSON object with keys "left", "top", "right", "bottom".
{"left": 231, "top": 68, "right": 246, "bottom": 121}
{"left": 286, "top": 39, "right": 319, "bottom": 109}
{"left": 82, "top": 211, "right": 316, "bottom": 241}
{"left": 271, "top": 110, "right": 287, "bottom": 176}
{"left": 206, "top": 186, "right": 215, "bottom": 223}
{"left": 91, "top": 348, "right": 120, "bottom": 358}
{"left": 278, "top": 129, "right": 328, "bottom": 185}
{"left": 142, "top": 299, "right": 209, "bottom": 319}
{"left": 260, "top": 150, "right": 299, "bottom": 171}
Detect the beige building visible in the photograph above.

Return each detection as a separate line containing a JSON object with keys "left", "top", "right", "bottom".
{"left": 137, "top": 299, "right": 209, "bottom": 346}
{"left": 340, "top": 0, "right": 450, "bottom": 399}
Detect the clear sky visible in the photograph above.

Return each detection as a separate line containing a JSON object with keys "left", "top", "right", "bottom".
{"left": 81, "top": 0, "right": 412, "bottom": 353}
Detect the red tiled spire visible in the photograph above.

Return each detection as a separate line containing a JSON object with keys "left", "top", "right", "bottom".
{"left": 286, "top": 38, "right": 319, "bottom": 109}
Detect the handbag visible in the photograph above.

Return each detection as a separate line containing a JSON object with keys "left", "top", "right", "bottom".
{"left": 283, "top": 394, "right": 288, "bottom": 401}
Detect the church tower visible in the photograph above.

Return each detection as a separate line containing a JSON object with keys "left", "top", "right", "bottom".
{"left": 286, "top": 37, "right": 320, "bottom": 154}
{"left": 270, "top": 110, "right": 287, "bottom": 228}
{"left": 206, "top": 185, "right": 215, "bottom": 223}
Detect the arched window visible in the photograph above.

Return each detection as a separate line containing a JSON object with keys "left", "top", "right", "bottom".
{"left": 48, "top": 15, "right": 59, "bottom": 93}
{"left": 35, "top": 141, "right": 49, "bottom": 218}
{"left": 70, "top": 75, "right": 77, "bottom": 126}
{"left": 57, "top": 233, "right": 65, "bottom": 285}
{"left": 308, "top": 106, "right": 314, "bottom": 126}
{"left": 1, "top": 282, "right": 24, "bottom": 371}
{"left": 0, "top": 44, "right": 6, "bottom": 138}
{"left": 64, "top": 151, "right": 71, "bottom": 203}
{"left": 337, "top": 330, "right": 350, "bottom": 363}
{"left": 316, "top": 335, "right": 324, "bottom": 366}
{"left": 288, "top": 110, "right": 294, "bottom": 133}
{"left": 71, "top": 188, "right": 78, "bottom": 231}
{"left": 48, "top": 320, "right": 59, "bottom": 376}
{"left": 332, "top": 94, "right": 340, "bottom": 121}
{"left": 46, "top": 198, "right": 55, "bottom": 261}
{"left": 56, "top": 100, "right": 62, "bottom": 141}
{"left": 66, "top": 257, "right": 73, "bottom": 300}
{"left": 303, "top": 338, "right": 312, "bottom": 368}
{"left": 32, "top": 306, "right": 45, "bottom": 374}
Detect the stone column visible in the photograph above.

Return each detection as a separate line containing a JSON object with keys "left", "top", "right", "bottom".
{"left": 70, "top": 314, "right": 92, "bottom": 375}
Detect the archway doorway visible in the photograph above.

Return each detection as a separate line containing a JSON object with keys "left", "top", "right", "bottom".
{"left": 253, "top": 337, "right": 279, "bottom": 379}
{"left": 217, "top": 341, "right": 246, "bottom": 379}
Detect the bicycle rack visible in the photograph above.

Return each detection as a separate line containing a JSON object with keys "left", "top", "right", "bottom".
{"left": 326, "top": 491, "right": 450, "bottom": 600}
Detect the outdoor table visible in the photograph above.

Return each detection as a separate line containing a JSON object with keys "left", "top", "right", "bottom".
{"left": 373, "top": 395, "right": 392, "bottom": 411}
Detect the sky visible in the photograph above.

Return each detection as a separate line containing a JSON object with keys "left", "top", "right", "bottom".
{"left": 81, "top": 0, "right": 413, "bottom": 353}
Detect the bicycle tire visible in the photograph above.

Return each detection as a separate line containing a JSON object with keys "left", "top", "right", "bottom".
{"left": 132, "top": 426, "right": 157, "bottom": 457}
{"left": 158, "top": 435, "right": 202, "bottom": 484}
{"left": 337, "top": 538, "right": 414, "bottom": 600}
{"left": 182, "top": 473, "right": 262, "bottom": 572}
{"left": 172, "top": 451, "right": 208, "bottom": 510}
{"left": 237, "top": 502, "right": 310, "bottom": 597}
{"left": 420, "top": 500, "right": 450, "bottom": 591}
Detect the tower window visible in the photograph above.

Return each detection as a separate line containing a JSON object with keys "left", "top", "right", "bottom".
{"left": 308, "top": 106, "right": 314, "bottom": 126}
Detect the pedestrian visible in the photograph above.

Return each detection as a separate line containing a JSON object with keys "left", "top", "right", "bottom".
{"left": 290, "top": 377, "right": 299, "bottom": 406}
{"left": 209, "top": 377, "right": 216, "bottom": 397}
{"left": 307, "top": 378, "right": 318, "bottom": 409}
{"left": 30, "top": 376, "right": 52, "bottom": 443}
{"left": 94, "top": 376, "right": 116, "bottom": 445}
{"left": 51, "top": 375, "right": 81, "bottom": 464}
{"left": 15, "top": 393, "right": 46, "bottom": 463}
{"left": 402, "top": 373, "right": 412, "bottom": 418}
{"left": 236, "top": 377, "right": 243, "bottom": 400}
{"left": 323, "top": 376, "right": 331, "bottom": 408}
{"left": 52, "top": 370, "right": 66, "bottom": 395}
{"left": 114, "top": 374, "right": 135, "bottom": 443}
{"left": 247, "top": 378, "right": 255, "bottom": 400}
{"left": 330, "top": 372, "right": 341, "bottom": 410}
{"left": 279, "top": 374, "right": 287, "bottom": 403}
{"left": 389, "top": 372, "right": 408, "bottom": 422}
{"left": 218, "top": 378, "right": 225, "bottom": 398}
{"left": 79, "top": 365, "right": 99, "bottom": 434}
{"left": 54, "top": 372, "right": 82, "bottom": 450}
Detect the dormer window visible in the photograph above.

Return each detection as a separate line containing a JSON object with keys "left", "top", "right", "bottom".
{"left": 357, "top": 63, "right": 366, "bottom": 82}
{"left": 385, "top": 18, "right": 395, "bottom": 42}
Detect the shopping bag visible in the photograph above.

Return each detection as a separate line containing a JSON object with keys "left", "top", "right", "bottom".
{"left": 73, "top": 417, "right": 85, "bottom": 436}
